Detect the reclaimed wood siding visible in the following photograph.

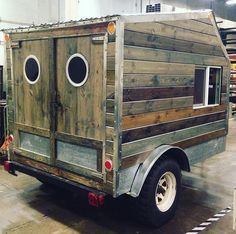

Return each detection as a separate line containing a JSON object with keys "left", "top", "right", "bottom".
{"left": 105, "top": 41, "right": 116, "bottom": 181}
{"left": 121, "top": 19, "right": 229, "bottom": 168}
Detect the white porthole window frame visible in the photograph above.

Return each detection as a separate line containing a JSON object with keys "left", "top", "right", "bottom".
{"left": 23, "top": 55, "right": 41, "bottom": 84}
{"left": 66, "top": 53, "right": 89, "bottom": 87}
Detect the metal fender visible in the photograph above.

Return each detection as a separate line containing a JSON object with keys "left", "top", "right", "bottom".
{"left": 129, "top": 145, "right": 190, "bottom": 197}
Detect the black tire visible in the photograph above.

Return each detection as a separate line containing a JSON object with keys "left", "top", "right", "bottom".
{"left": 135, "top": 159, "right": 181, "bottom": 227}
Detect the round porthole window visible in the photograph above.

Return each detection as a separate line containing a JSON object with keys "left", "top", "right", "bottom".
{"left": 23, "top": 55, "right": 40, "bottom": 84}
{"left": 66, "top": 53, "right": 89, "bottom": 87}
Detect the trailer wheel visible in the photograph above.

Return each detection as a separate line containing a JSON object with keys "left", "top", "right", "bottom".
{"left": 136, "top": 159, "right": 181, "bottom": 227}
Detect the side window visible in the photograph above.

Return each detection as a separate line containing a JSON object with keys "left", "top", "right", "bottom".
{"left": 194, "top": 66, "right": 222, "bottom": 108}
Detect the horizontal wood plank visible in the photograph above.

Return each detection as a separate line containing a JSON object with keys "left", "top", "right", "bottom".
{"left": 173, "top": 129, "right": 226, "bottom": 149}
{"left": 122, "top": 112, "right": 226, "bottom": 143}
{"left": 160, "top": 19, "right": 215, "bottom": 35}
{"left": 123, "top": 96, "right": 193, "bottom": 116}
{"left": 124, "top": 60, "right": 194, "bottom": 75}
{"left": 125, "top": 22, "right": 219, "bottom": 46}
{"left": 121, "top": 129, "right": 226, "bottom": 169}
{"left": 124, "top": 46, "right": 227, "bottom": 66}
{"left": 124, "top": 30, "right": 224, "bottom": 57}
{"left": 122, "top": 104, "right": 226, "bottom": 130}
{"left": 122, "top": 86, "right": 194, "bottom": 102}
{"left": 122, "top": 120, "right": 226, "bottom": 157}
{"left": 13, "top": 153, "right": 113, "bottom": 194}
{"left": 106, "top": 113, "right": 114, "bottom": 127}
{"left": 107, "top": 42, "right": 115, "bottom": 57}
{"left": 15, "top": 122, "right": 50, "bottom": 137}
{"left": 106, "top": 127, "right": 114, "bottom": 141}
{"left": 123, "top": 74, "right": 194, "bottom": 88}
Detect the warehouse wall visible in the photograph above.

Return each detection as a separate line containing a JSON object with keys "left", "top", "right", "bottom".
{"left": 0, "top": 0, "right": 65, "bottom": 29}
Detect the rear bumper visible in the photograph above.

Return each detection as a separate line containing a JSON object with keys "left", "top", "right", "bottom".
{"left": 5, "top": 161, "right": 106, "bottom": 196}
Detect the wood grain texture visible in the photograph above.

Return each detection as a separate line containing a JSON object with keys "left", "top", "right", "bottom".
{"left": 160, "top": 19, "right": 215, "bottom": 35}
{"left": 13, "top": 40, "right": 51, "bottom": 130}
{"left": 122, "top": 86, "right": 194, "bottom": 102}
{"left": 124, "top": 60, "right": 194, "bottom": 75}
{"left": 122, "top": 104, "right": 226, "bottom": 130}
{"left": 123, "top": 74, "right": 194, "bottom": 88}
{"left": 124, "top": 30, "right": 224, "bottom": 57}
{"left": 124, "top": 46, "right": 227, "bottom": 66}
{"left": 122, "top": 112, "right": 226, "bottom": 143}
{"left": 122, "top": 96, "right": 193, "bottom": 116}
{"left": 122, "top": 120, "right": 226, "bottom": 157}
{"left": 10, "top": 22, "right": 108, "bottom": 41}
{"left": 56, "top": 35, "right": 104, "bottom": 140}
{"left": 125, "top": 22, "right": 219, "bottom": 46}
{"left": 13, "top": 153, "right": 113, "bottom": 194}
{"left": 121, "top": 129, "right": 226, "bottom": 169}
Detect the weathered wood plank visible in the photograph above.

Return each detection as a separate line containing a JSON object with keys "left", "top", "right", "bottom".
{"left": 105, "top": 140, "right": 114, "bottom": 155}
{"left": 106, "top": 85, "right": 115, "bottom": 99}
{"left": 124, "top": 46, "right": 228, "bottom": 66}
{"left": 160, "top": 19, "right": 215, "bottom": 35}
{"left": 173, "top": 129, "right": 226, "bottom": 149}
{"left": 124, "top": 60, "right": 194, "bottom": 75}
{"left": 106, "top": 99, "right": 115, "bottom": 113}
{"left": 124, "top": 30, "right": 224, "bottom": 57}
{"left": 123, "top": 74, "right": 194, "bottom": 88}
{"left": 55, "top": 132, "right": 102, "bottom": 150}
{"left": 56, "top": 35, "right": 104, "bottom": 140}
{"left": 13, "top": 148, "right": 50, "bottom": 164}
{"left": 122, "top": 104, "right": 226, "bottom": 129}
{"left": 121, "top": 129, "right": 226, "bottom": 169}
{"left": 107, "top": 70, "right": 115, "bottom": 86}
{"left": 15, "top": 123, "right": 50, "bottom": 137}
{"left": 122, "top": 120, "right": 226, "bottom": 157}
{"left": 122, "top": 112, "right": 226, "bottom": 143}
{"left": 13, "top": 153, "right": 113, "bottom": 194}
{"left": 13, "top": 40, "right": 51, "bottom": 130}
{"left": 122, "top": 86, "right": 194, "bottom": 102}
{"left": 107, "top": 42, "right": 115, "bottom": 57}
{"left": 106, "top": 127, "right": 114, "bottom": 141}
{"left": 125, "top": 22, "right": 219, "bottom": 46}
{"left": 123, "top": 96, "right": 193, "bottom": 116}
{"left": 10, "top": 22, "right": 108, "bottom": 41}
{"left": 107, "top": 56, "right": 115, "bottom": 71}
{"left": 106, "top": 113, "right": 114, "bottom": 127}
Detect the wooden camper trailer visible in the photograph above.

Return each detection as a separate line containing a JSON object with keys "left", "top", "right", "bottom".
{"left": 4, "top": 10, "right": 230, "bottom": 226}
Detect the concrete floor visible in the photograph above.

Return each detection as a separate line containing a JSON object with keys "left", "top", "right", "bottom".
{"left": 0, "top": 120, "right": 236, "bottom": 234}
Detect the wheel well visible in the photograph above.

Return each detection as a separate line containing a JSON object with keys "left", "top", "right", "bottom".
{"left": 157, "top": 148, "right": 190, "bottom": 172}
{"left": 129, "top": 145, "right": 190, "bottom": 198}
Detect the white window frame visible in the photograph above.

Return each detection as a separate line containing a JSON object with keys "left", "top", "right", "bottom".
{"left": 194, "top": 66, "right": 222, "bottom": 109}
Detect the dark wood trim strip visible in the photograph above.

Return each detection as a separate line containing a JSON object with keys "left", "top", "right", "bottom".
{"left": 55, "top": 132, "right": 102, "bottom": 150}
{"left": 122, "top": 86, "right": 194, "bottom": 102}
{"left": 122, "top": 112, "right": 226, "bottom": 143}
{"left": 121, "top": 129, "right": 226, "bottom": 169}
{"left": 13, "top": 153, "right": 113, "bottom": 194}
{"left": 15, "top": 122, "right": 50, "bottom": 137}
{"left": 122, "top": 104, "right": 226, "bottom": 130}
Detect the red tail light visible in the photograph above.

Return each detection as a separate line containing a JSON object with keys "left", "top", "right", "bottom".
{"left": 88, "top": 192, "right": 105, "bottom": 207}
{"left": 105, "top": 159, "right": 112, "bottom": 171}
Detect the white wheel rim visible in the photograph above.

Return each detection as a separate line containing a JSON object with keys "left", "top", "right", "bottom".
{"left": 155, "top": 171, "right": 177, "bottom": 212}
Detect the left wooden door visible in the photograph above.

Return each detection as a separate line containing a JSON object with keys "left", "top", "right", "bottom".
{"left": 12, "top": 39, "right": 53, "bottom": 163}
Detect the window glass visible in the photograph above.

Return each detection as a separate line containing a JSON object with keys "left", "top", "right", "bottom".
{"left": 194, "top": 66, "right": 222, "bottom": 108}
{"left": 23, "top": 55, "right": 40, "bottom": 84}
{"left": 208, "top": 67, "right": 221, "bottom": 105}
{"left": 66, "top": 54, "right": 89, "bottom": 87}
{"left": 194, "top": 67, "right": 206, "bottom": 106}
